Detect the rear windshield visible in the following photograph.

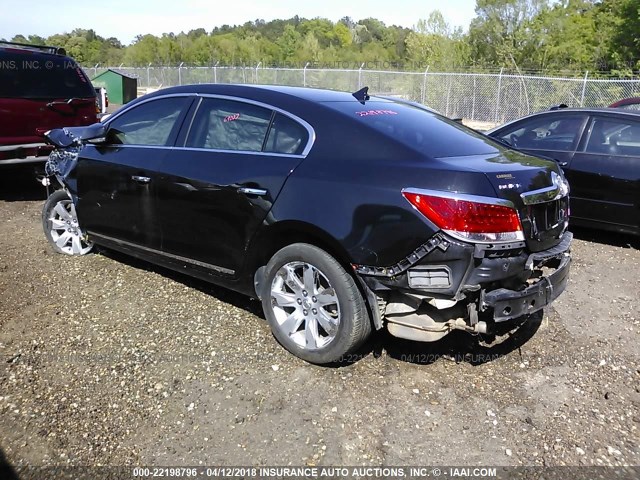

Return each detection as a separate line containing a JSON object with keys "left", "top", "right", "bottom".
{"left": 326, "top": 100, "right": 500, "bottom": 158}
{"left": 0, "top": 51, "right": 95, "bottom": 99}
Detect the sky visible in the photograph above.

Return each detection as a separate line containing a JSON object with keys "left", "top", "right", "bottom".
{"left": 0, "top": 0, "right": 478, "bottom": 45}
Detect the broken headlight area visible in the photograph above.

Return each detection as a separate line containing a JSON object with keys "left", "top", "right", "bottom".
{"left": 44, "top": 135, "right": 82, "bottom": 181}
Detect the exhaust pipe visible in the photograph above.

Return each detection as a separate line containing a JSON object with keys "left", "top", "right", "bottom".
{"left": 386, "top": 310, "right": 487, "bottom": 342}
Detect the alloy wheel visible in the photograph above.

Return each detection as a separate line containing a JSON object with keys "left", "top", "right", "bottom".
{"left": 270, "top": 261, "right": 341, "bottom": 350}
{"left": 48, "top": 198, "right": 93, "bottom": 255}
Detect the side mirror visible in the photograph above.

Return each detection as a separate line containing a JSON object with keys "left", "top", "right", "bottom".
{"left": 44, "top": 123, "right": 107, "bottom": 147}
{"left": 82, "top": 123, "right": 107, "bottom": 143}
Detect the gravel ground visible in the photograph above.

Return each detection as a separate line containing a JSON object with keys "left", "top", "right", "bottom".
{"left": 0, "top": 168, "right": 638, "bottom": 473}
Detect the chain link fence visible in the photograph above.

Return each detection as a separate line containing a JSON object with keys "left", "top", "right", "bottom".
{"left": 85, "top": 65, "right": 640, "bottom": 125}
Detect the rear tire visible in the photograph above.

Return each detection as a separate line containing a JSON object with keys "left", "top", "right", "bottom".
{"left": 42, "top": 190, "right": 93, "bottom": 256}
{"left": 261, "top": 243, "right": 371, "bottom": 364}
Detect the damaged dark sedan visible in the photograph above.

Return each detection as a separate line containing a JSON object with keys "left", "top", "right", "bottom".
{"left": 42, "top": 84, "right": 572, "bottom": 364}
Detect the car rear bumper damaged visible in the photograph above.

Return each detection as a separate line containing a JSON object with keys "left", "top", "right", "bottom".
{"left": 355, "top": 231, "right": 572, "bottom": 341}
{"left": 483, "top": 252, "right": 570, "bottom": 322}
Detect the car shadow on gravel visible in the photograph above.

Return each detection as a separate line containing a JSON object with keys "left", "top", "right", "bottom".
{"left": 570, "top": 226, "right": 639, "bottom": 249}
{"left": 96, "top": 247, "right": 265, "bottom": 318}
{"left": 0, "top": 447, "right": 19, "bottom": 480}
{"left": 0, "top": 166, "right": 48, "bottom": 202}
{"left": 365, "top": 313, "right": 543, "bottom": 367}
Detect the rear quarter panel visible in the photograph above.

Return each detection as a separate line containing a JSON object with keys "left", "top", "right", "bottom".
{"left": 266, "top": 115, "right": 497, "bottom": 266}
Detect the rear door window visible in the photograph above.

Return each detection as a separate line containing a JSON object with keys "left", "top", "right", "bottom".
{"left": 584, "top": 117, "right": 640, "bottom": 157}
{"left": 264, "top": 113, "right": 309, "bottom": 155}
{"left": 186, "top": 98, "right": 272, "bottom": 152}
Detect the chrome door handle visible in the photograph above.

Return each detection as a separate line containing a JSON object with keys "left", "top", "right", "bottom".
{"left": 131, "top": 175, "right": 151, "bottom": 184}
{"left": 237, "top": 187, "right": 267, "bottom": 196}
{"left": 558, "top": 161, "right": 568, "bottom": 167}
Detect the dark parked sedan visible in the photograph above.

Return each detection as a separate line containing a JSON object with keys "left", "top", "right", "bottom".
{"left": 488, "top": 108, "right": 639, "bottom": 236}
{"left": 42, "top": 84, "right": 572, "bottom": 364}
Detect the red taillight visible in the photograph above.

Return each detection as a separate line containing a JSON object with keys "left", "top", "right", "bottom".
{"left": 403, "top": 191, "right": 524, "bottom": 243}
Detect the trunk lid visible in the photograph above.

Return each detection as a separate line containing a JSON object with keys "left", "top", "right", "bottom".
{"left": 434, "top": 150, "right": 570, "bottom": 252}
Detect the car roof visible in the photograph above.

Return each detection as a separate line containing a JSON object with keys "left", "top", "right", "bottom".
{"left": 140, "top": 83, "right": 395, "bottom": 105}
{"left": 488, "top": 107, "right": 640, "bottom": 134}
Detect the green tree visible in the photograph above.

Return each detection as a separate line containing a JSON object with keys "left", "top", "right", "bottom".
{"left": 333, "top": 23, "right": 352, "bottom": 48}
{"left": 277, "top": 24, "right": 301, "bottom": 61}
{"left": 65, "top": 36, "right": 89, "bottom": 63}
{"left": 607, "top": 0, "right": 640, "bottom": 69}
{"left": 124, "top": 34, "right": 160, "bottom": 65}
{"left": 299, "top": 19, "right": 334, "bottom": 47}
{"left": 11, "top": 34, "right": 30, "bottom": 43}
{"left": 300, "top": 32, "right": 321, "bottom": 61}
{"left": 28, "top": 35, "right": 47, "bottom": 45}
{"left": 406, "top": 11, "right": 470, "bottom": 69}
{"left": 6, "top": 7, "right": 634, "bottom": 73}
{"left": 469, "top": 0, "right": 549, "bottom": 68}
{"left": 535, "top": 0, "right": 600, "bottom": 71}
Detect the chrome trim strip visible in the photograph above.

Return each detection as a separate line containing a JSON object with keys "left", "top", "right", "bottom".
{"left": 237, "top": 187, "right": 268, "bottom": 196}
{"left": 520, "top": 172, "right": 569, "bottom": 205}
{"left": 173, "top": 146, "right": 305, "bottom": 158}
{"left": 103, "top": 92, "right": 316, "bottom": 157}
{"left": 401, "top": 187, "right": 516, "bottom": 209}
{"left": 92, "top": 144, "right": 174, "bottom": 150}
{"left": 0, "top": 142, "right": 45, "bottom": 151}
{"left": 88, "top": 232, "right": 235, "bottom": 275}
{"left": 101, "top": 93, "right": 195, "bottom": 125}
{"left": 93, "top": 144, "right": 305, "bottom": 158}
{"left": 519, "top": 184, "right": 561, "bottom": 205}
{"left": 443, "top": 229, "right": 525, "bottom": 244}
{"left": 131, "top": 175, "right": 151, "bottom": 183}
{"left": 0, "top": 155, "right": 49, "bottom": 165}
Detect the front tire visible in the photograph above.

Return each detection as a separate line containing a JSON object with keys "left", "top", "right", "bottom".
{"left": 42, "top": 189, "right": 93, "bottom": 256}
{"left": 261, "top": 243, "right": 371, "bottom": 364}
